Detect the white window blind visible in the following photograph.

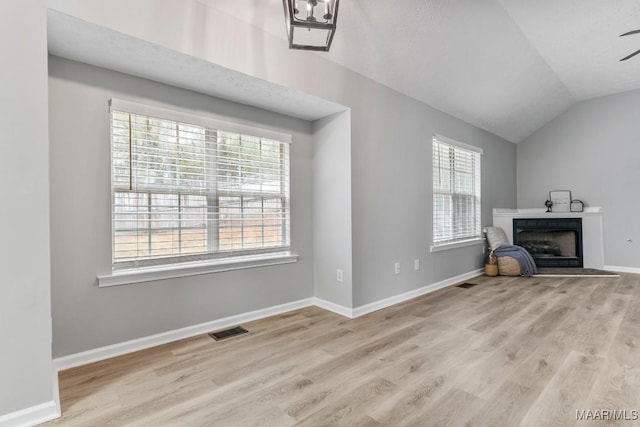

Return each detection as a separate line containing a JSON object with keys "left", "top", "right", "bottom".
{"left": 432, "top": 135, "right": 482, "bottom": 246}
{"left": 110, "top": 100, "right": 291, "bottom": 269}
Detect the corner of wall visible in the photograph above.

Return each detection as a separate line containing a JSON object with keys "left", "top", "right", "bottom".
{"left": 311, "top": 110, "right": 354, "bottom": 308}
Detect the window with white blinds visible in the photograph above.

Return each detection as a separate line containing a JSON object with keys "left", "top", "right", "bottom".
{"left": 110, "top": 100, "right": 291, "bottom": 269}
{"left": 432, "top": 135, "right": 482, "bottom": 247}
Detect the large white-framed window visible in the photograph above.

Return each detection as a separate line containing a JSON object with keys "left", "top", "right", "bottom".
{"left": 431, "top": 134, "right": 482, "bottom": 251}
{"left": 109, "top": 99, "right": 291, "bottom": 271}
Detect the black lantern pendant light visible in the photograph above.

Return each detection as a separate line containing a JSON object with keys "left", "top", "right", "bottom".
{"left": 282, "top": 0, "right": 340, "bottom": 52}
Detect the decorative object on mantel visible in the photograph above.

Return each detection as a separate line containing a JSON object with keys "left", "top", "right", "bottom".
{"left": 544, "top": 199, "right": 553, "bottom": 212}
{"left": 282, "top": 0, "right": 340, "bottom": 51}
{"left": 549, "top": 190, "right": 571, "bottom": 212}
{"left": 570, "top": 199, "right": 584, "bottom": 212}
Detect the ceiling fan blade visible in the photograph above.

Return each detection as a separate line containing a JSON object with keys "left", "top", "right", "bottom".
{"left": 620, "top": 49, "right": 640, "bottom": 61}
{"left": 620, "top": 29, "right": 640, "bottom": 37}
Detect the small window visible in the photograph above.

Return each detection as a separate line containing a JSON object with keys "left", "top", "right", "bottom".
{"left": 432, "top": 135, "right": 482, "bottom": 247}
{"left": 110, "top": 101, "right": 291, "bottom": 269}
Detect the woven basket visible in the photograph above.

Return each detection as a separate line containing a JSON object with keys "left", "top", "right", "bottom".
{"left": 497, "top": 256, "right": 521, "bottom": 276}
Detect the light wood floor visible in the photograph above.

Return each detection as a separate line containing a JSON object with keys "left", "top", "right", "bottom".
{"left": 42, "top": 274, "right": 640, "bottom": 426}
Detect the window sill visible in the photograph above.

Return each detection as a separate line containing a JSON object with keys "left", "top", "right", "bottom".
{"left": 97, "top": 252, "right": 299, "bottom": 287}
{"left": 430, "top": 238, "right": 485, "bottom": 253}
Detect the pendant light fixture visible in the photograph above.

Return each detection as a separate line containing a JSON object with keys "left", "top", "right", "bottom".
{"left": 282, "top": 0, "right": 340, "bottom": 51}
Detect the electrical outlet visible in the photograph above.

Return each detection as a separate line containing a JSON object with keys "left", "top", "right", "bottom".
{"left": 394, "top": 262, "right": 400, "bottom": 275}
{"left": 336, "top": 269, "right": 343, "bottom": 282}
{"left": 414, "top": 259, "right": 420, "bottom": 270}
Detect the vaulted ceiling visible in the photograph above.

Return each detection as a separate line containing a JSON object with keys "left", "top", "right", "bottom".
{"left": 207, "top": 0, "right": 640, "bottom": 142}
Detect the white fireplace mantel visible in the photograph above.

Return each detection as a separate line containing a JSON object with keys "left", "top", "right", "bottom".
{"left": 492, "top": 208, "right": 604, "bottom": 269}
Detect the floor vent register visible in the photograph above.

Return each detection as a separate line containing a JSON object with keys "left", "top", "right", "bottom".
{"left": 209, "top": 326, "right": 249, "bottom": 341}
{"left": 456, "top": 282, "right": 478, "bottom": 289}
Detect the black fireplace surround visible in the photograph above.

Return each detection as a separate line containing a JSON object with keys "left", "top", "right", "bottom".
{"left": 513, "top": 218, "right": 583, "bottom": 268}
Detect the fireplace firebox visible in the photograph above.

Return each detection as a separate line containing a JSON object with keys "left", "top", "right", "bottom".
{"left": 513, "top": 218, "right": 583, "bottom": 268}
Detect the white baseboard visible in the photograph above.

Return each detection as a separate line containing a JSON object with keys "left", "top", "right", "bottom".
{"left": 312, "top": 297, "right": 354, "bottom": 318}
{"left": 604, "top": 265, "right": 640, "bottom": 275}
{"left": 54, "top": 298, "right": 315, "bottom": 371}
{"left": 352, "top": 269, "right": 483, "bottom": 318}
{"left": 0, "top": 367, "right": 62, "bottom": 427}
{"left": 53, "top": 268, "right": 483, "bottom": 373}
{"left": 0, "top": 400, "right": 59, "bottom": 427}
{"left": 52, "top": 367, "right": 61, "bottom": 422}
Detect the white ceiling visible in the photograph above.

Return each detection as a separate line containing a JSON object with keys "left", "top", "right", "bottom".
{"left": 48, "top": 2, "right": 640, "bottom": 143}
{"left": 47, "top": 11, "right": 346, "bottom": 124}
{"left": 206, "top": 0, "right": 640, "bottom": 142}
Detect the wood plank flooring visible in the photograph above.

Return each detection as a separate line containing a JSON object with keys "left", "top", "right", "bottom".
{"left": 41, "top": 274, "right": 640, "bottom": 426}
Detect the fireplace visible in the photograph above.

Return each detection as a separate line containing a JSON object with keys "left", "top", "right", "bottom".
{"left": 513, "top": 218, "right": 583, "bottom": 268}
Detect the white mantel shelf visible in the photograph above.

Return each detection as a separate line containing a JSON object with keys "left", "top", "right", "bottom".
{"left": 492, "top": 207, "right": 604, "bottom": 269}
{"left": 493, "top": 207, "right": 603, "bottom": 218}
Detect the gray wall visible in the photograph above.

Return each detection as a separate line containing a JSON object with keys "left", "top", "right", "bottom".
{"left": 348, "top": 82, "right": 518, "bottom": 307}
{"left": 0, "top": 1, "right": 53, "bottom": 415}
{"left": 48, "top": 18, "right": 519, "bottom": 356}
{"left": 48, "top": 52, "right": 519, "bottom": 356}
{"left": 48, "top": 56, "right": 314, "bottom": 357}
{"left": 517, "top": 88, "right": 640, "bottom": 268}
{"left": 0, "top": 0, "right": 516, "bottom": 418}
{"left": 312, "top": 111, "right": 353, "bottom": 308}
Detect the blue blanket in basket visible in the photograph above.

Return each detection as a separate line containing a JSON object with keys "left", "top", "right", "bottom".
{"left": 494, "top": 245, "right": 537, "bottom": 277}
